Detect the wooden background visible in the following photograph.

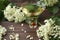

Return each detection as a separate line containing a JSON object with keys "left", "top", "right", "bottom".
{"left": 0, "top": 0, "right": 60, "bottom": 40}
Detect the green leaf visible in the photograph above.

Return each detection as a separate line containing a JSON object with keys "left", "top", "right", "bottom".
{"left": 0, "top": 10, "right": 4, "bottom": 21}
{"left": 0, "top": 0, "right": 10, "bottom": 21}
{"left": 47, "top": 6, "right": 59, "bottom": 14}
{"left": 52, "top": 16, "right": 60, "bottom": 25}
{"left": 57, "top": 0, "right": 60, "bottom": 7}
{"left": 0, "top": 0, "right": 10, "bottom": 10}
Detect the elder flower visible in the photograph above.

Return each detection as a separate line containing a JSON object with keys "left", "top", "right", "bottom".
{"left": 0, "top": 25, "right": 7, "bottom": 40}
{"left": 4, "top": 4, "right": 26, "bottom": 23}
{"left": 37, "top": 0, "right": 58, "bottom": 6}
{"left": 37, "top": 18, "right": 60, "bottom": 40}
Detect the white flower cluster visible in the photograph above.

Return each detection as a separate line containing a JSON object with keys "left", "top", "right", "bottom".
{"left": 4, "top": 4, "right": 27, "bottom": 23}
{"left": 37, "top": 0, "right": 46, "bottom": 8}
{"left": 9, "top": 33, "right": 19, "bottom": 40}
{"left": 37, "top": 18, "right": 60, "bottom": 40}
{"left": 0, "top": 25, "right": 7, "bottom": 40}
{"left": 37, "top": 0, "right": 58, "bottom": 6}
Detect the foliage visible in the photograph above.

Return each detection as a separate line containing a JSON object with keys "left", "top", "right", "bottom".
{"left": 47, "top": 0, "right": 60, "bottom": 15}
{"left": 51, "top": 16, "right": 60, "bottom": 25}
{"left": 0, "top": 10, "right": 4, "bottom": 21}
{"left": 47, "top": 6, "right": 59, "bottom": 14}
{"left": 0, "top": 0, "right": 10, "bottom": 21}
{"left": 0, "top": 0, "right": 10, "bottom": 10}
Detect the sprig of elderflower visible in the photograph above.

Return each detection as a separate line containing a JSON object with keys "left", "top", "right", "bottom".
{"left": 4, "top": 4, "right": 26, "bottom": 23}
{"left": 0, "top": 25, "right": 7, "bottom": 40}
{"left": 37, "top": 18, "right": 60, "bottom": 40}
{"left": 37, "top": 0, "right": 58, "bottom": 6}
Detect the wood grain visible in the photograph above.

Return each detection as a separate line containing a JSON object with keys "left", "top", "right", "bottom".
{"left": 1, "top": 21, "right": 39, "bottom": 40}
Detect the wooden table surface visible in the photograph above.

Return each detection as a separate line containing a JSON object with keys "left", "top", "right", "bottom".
{"left": 1, "top": 21, "right": 38, "bottom": 40}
